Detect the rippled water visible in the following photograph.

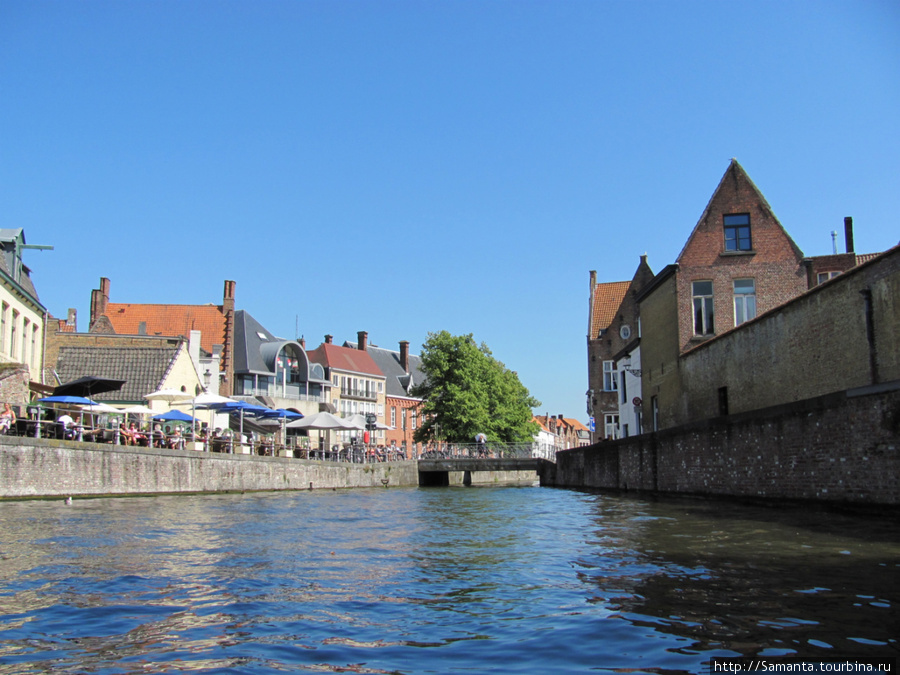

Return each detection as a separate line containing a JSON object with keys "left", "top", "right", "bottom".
{"left": 0, "top": 487, "right": 896, "bottom": 674}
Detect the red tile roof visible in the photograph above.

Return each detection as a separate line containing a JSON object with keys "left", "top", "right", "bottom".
{"left": 307, "top": 343, "right": 384, "bottom": 377}
{"left": 103, "top": 303, "right": 226, "bottom": 355}
{"left": 590, "top": 281, "right": 630, "bottom": 338}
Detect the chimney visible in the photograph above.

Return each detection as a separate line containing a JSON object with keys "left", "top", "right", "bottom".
{"left": 844, "top": 217, "right": 855, "bottom": 254}
{"left": 66, "top": 308, "right": 76, "bottom": 328}
{"left": 399, "top": 341, "right": 410, "bottom": 373}
{"left": 357, "top": 331, "right": 368, "bottom": 351}
{"left": 299, "top": 336, "right": 306, "bottom": 350}
{"left": 325, "top": 334, "right": 333, "bottom": 344}
{"left": 90, "top": 277, "right": 110, "bottom": 326}
{"left": 220, "top": 280, "right": 236, "bottom": 396}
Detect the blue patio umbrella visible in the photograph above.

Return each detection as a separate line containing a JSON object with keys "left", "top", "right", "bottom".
{"left": 259, "top": 408, "right": 303, "bottom": 446}
{"left": 216, "top": 400, "right": 271, "bottom": 440}
{"left": 39, "top": 395, "right": 97, "bottom": 406}
{"left": 152, "top": 409, "right": 197, "bottom": 423}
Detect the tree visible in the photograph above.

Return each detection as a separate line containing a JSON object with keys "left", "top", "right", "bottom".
{"left": 411, "top": 331, "right": 540, "bottom": 444}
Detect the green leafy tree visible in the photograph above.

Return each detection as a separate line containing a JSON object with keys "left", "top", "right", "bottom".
{"left": 411, "top": 331, "right": 540, "bottom": 444}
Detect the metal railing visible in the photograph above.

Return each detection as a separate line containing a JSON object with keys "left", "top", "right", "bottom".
{"left": 416, "top": 443, "right": 544, "bottom": 460}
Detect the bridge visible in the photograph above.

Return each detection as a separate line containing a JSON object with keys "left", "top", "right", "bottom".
{"left": 414, "top": 443, "right": 555, "bottom": 486}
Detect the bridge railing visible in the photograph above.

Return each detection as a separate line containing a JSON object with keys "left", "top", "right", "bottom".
{"left": 417, "top": 443, "right": 551, "bottom": 460}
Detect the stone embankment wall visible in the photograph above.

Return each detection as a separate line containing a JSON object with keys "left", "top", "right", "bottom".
{"left": 0, "top": 439, "right": 421, "bottom": 498}
{"left": 547, "top": 383, "right": 900, "bottom": 507}
{"left": 0, "top": 439, "right": 539, "bottom": 499}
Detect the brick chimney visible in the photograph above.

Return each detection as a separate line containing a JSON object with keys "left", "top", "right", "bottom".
{"left": 220, "top": 280, "right": 236, "bottom": 396}
{"left": 358, "top": 331, "right": 368, "bottom": 351}
{"left": 90, "top": 277, "right": 110, "bottom": 327}
{"left": 325, "top": 334, "right": 333, "bottom": 344}
{"left": 399, "top": 341, "right": 410, "bottom": 373}
{"left": 299, "top": 336, "right": 306, "bottom": 350}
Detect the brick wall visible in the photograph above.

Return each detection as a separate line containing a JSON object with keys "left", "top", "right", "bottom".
{"left": 551, "top": 384, "right": 900, "bottom": 506}
{"left": 680, "top": 246, "right": 899, "bottom": 422}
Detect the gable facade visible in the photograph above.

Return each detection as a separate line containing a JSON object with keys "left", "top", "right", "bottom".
{"left": 639, "top": 160, "right": 812, "bottom": 431}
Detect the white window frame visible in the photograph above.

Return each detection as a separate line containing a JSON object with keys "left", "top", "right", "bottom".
{"left": 733, "top": 278, "right": 757, "bottom": 326}
{"left": 603, "top": 361, "right": 617, "bottom": 391}
{"left": 692, "top": 281, "right": 714, "bottom": 335}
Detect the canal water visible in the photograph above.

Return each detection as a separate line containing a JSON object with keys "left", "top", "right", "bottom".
{"left": 0, "top": 486, "right": 896, "bottom": 674}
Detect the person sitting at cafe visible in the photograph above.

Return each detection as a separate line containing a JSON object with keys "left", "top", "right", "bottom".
{"left": 0, "top": 403, "right": 14, "bottom": 434}
{"left": 58, "top": 413, "right": 76, "bottom": 440}
{"left": 168, "top": 426, "right": 184, "bottom": 449}
{"left": 152, "top": 424, "right": 165, "bottom": 447}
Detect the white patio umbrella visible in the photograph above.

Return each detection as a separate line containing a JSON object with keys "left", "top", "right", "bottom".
{"left": 286, "top": 412, "right": 354, "bottom": 456}
{"left": 173, "top": 392, "right": 236, "bottom": 441}
{"left": 286, "top": 412, "right": 355, "bottom": 430}
{"left": 145, "top": 388, "right": 194, "bottom": 405}
{"left": 346, "top": 413, "right": 393, "bottom": 430}
{"left": 121, "top": 405, "right": 156, "bottom": 415}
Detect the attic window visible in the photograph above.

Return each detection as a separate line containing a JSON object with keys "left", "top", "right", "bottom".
{"left": 724, "top": 214, "right": 751, "bottom": 251}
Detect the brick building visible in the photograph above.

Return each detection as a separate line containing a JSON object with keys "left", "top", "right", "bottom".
{"left": 638, "top": 159, "right": 810, "bottom": 431}
{"left": 88, "top": 277, "right": 236, "bottom": 396}
{"left": 587, "top": 256, "right": 654, "bottom": 441}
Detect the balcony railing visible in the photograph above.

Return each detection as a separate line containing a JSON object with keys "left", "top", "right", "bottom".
{"left": 339, "top": 388, "right": 377, "bottom": 401}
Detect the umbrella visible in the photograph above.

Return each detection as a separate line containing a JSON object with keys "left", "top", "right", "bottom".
{"left": 174, "top": 392, "right": 236, "bottom": 441}
{"left": 145, "top": 388, "right": 193, "bottom": 403}
{"left": 346, "top": 413, "right": 392, "bottom": 430}
{"left": 259, "top": 408, "right": 303, "bottom": 446}
{"left": 79, "top": 402, "right": 121, "bottom": 413}
{"left": 286, "top": 412, "right": 355, "bottom": 430}
{"left": 121, "top": 405, "right": 156, "bottom": 415}
{"left": 152, "top": 409, "right": 197, "bottom": 422}
{"left": 54, "top": 376, "right": 125, "bottom": 398}
{"left": 39, "top": 395, "right": 97, "bottom": 406}
{"left": 216, "top": 400, "right": 270, "bottom": 441}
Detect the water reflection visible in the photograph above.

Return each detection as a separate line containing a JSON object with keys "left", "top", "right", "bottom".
{"left": 0, "top": 488, "right": 896, "bottom": 674}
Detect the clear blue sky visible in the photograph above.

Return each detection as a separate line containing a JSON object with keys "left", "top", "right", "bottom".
{"left": 2, "top": 1, "right": 898, "bottom": 421}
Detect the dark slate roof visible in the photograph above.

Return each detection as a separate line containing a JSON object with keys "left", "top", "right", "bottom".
{"left": 55, "top": 345, "right": 181, "bottom": 402}
{"left": 232, "top": 310, "right": 323, "bottom": 382}
{"left": 363, "top": 344, "right": 427, "bottom": 399}
{"left": 0, "top": 228, "right": 43, "bottom": 307}
{"left": 233, "top": 310, "right": 275, "bottom": 374}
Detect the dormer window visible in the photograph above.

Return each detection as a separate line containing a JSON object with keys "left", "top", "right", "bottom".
{"left": 724, "top": 214, "right": 752, "bottom": 251}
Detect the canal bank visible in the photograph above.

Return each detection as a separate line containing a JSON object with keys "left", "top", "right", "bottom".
{"left": 547, "top": 382, "right": 900, "bottom": 507}
{"left": 0, "top": 437, "right": 538, "bottom": 499}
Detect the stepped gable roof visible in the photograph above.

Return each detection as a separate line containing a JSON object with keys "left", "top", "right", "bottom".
{"left": 356, "top": 343, "right": 427, "bottom": 398}
{"left": 307, "top": 342, "right": 383, "bottom": 378}
{"left": 55, "top": 344, "right": 182, "bottom": 402}
{"left": 590, "top": 281, "right": 630, "bottom": 338}
{"left": 676, "top": 158, "right": 804, "bottom": 263}
{"left": 102, "top": 302, "right": 226, "bottom": 355}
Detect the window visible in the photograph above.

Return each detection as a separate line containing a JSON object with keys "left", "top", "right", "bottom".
{"left": 603, "top": 361, "right": 617, "bottom": 391}
{"left": 0, "top": 303, "right": 7, "bottom": 355}
{"left": 411, "top": 409, "right": 417, "bottom": 430}
{"left": 620, "top": 370, "right": 627, "bottom": 405}
{"left": 733, "top": 278, "right": 757, "bottom": 325}
{"left": 21, "top": 319, "right": 29, "bottom": 366}
{"left": 401, "top": 408, "right": 407, "bottom": 431}
{"left": 817, "top": 271, "right": 840, "bottom": 285}
{"left": 724, "top": 214, "right": 751, "bottom": 251}
{"left": 692, "top": 281, "right": 715, "bottom": 335}
{"left": 604, "top": 414, "right": 619, "bottom": 440}
{"left": 390, "top": 407, "right": 397, "bottom": 428}
{"left": 31, "top": 324, "right": 39, "bottom": 370}
{"left": 10, "top": 310, "right": 18, "bottom": 359}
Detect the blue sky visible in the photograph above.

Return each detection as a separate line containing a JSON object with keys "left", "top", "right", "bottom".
{"left": 2, "top": 1, "right": 898, "bottom": 421}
